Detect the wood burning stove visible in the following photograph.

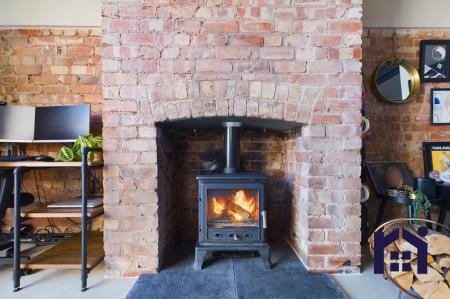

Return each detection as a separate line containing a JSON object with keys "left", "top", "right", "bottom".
{"left": 194, "top": 122, "right": 271, "bottom": 270}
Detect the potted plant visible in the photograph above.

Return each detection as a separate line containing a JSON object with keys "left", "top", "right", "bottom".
{"left": 387, "top": 186, "right": 431, "bottom": 219}
{"left": 57, "top": 134, "right": 103, "bottom": 162}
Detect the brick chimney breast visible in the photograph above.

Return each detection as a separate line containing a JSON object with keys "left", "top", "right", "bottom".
{"left": 102, "top": 0, "right": 363, "bottom": 277}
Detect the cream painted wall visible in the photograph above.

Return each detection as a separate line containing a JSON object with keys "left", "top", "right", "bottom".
{"left": 0, "top": 0, "right": 101, "bottom": 27}
{"left": 364, "top": 0, "right": 450, "bottom": 28}
{"left": 0, "top": 0, "right": 449, "bottom": 28}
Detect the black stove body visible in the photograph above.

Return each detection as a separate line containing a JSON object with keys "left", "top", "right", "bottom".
{"left": 194, "top": 122, "right": 271, "bottom": 270}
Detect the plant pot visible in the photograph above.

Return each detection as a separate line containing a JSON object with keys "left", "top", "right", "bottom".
{"left": 387, "top": 188, "right": 410, "bottom": 202}
{"left": 93, "top": 151, "right": 103, "bottom": 162}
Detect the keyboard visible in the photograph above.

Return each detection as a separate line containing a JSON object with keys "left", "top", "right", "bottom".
{"left": 0, "top": 156, "right": 35, "bottom": 162}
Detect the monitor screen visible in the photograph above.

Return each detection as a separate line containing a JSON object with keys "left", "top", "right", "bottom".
{"left": 0, "top": 106, "right": 35, "bottom": 142}
{"left": 0, "top": 104, "right": 90, "bottom": 142}
{"left": 34, "top": 105, "right": 90, "bottom": 141}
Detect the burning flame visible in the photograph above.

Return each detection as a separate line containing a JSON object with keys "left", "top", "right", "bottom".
{"left": 209, "top": 190, "right": 258, "bottom": 223}
{"left": 233, "top": 190, "right": 255, "bottom": 214}
{"left": 211, "top": 197, "right": 226, "bottom": 216}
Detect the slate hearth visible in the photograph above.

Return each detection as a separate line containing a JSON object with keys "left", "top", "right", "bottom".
{"left": 126, "top": 242, "right": 347, "bottom": 299}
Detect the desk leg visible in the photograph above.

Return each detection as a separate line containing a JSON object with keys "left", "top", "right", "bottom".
{"left": 13, "top": 167, "right": 24, "bottom": 292}
{"left": 407, "top": 205, "right": 414, "bottom": 225}
{"left": 437, "top": 203, "right": 447, "bottom": 232}
{"left": 81, "top": 149, "right": 88, "bottom": 292}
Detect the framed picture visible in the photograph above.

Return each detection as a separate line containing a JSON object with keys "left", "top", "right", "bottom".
{"left": 431, "top": 88, "right": 450, "bottom": 125}
{"left": 423, "top": 142, "right": 450, "bottom": 182}
{"left": 420, "top": 40, "right": 450, "bottom": 82}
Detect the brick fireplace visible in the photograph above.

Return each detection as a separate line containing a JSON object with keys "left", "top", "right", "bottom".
{"left": 101, "top": 0, "right": 363, "bottom": 277}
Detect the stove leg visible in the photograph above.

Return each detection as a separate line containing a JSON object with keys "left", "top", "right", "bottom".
{"left": 259, "top": 247, "right": 271, "bottom": 270}
{"left": 194, "top": 247, "right": 207, "bottom": 271}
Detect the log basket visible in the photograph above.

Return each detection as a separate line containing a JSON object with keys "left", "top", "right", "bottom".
{"left": 368, "top": 218, "right": 450, "bottom": 299}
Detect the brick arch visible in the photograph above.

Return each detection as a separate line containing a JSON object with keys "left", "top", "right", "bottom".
{"left": 149, "top": 98, "right": 314, "bottom": 125}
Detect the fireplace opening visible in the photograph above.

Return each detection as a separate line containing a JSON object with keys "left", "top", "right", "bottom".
{"left": 156, "top": 117, "right": 301, "bottom": 270}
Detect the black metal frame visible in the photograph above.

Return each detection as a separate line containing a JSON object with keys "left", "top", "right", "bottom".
{"left": 194, "top": 172, "right": 271, "bottom": 270}
{"left": 430, "top": 88, "right": 450, "bottom": 125}
{"left": 419, "top": 40, "right": 450, "bottom": 83}
{"left": 12, "top": 147, "right": 102, "bottom": 292}
{"left": 423, "top": 141, "right": 450, "bottom": 177}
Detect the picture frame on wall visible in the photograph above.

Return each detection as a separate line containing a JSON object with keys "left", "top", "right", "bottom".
{"left": 420, "top": 40, "right": 450, "bottom": 82}
{"left": 423, "top": 142, "right": 450, "bottom": 182}
{"left": 431, "top": 88, "right": 450, "bottom": 125}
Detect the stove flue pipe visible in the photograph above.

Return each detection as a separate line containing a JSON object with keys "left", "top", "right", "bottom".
{"left": 223, "top": 121, "right": 241, "bottom": 173}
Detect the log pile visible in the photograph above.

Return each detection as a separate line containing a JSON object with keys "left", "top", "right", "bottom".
{"left": 382, "top": 226, "right": 450, "bottom": 299}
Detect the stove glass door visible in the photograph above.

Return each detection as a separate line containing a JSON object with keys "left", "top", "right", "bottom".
{"left": 207, "top": 189, "right": 259, "bottom": 228}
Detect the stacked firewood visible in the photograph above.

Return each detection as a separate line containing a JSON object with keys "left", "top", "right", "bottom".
{"left": 383, "top": 227, "right": 450, "bottom": 299}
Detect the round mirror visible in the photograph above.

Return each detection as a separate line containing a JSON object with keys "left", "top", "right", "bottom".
{"left": 372, "top": 58, "right": 420, "bottom": 104}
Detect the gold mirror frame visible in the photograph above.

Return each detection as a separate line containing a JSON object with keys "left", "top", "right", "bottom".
{"left": 371, "top": 58, "right": 421, "bottom": 104}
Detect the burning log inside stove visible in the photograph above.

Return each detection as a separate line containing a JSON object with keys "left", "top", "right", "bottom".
{"left": 227, "top": 202, "right": 251, "bottom": 222}
{"left": 209, "top": 190, "right": 258, "bottom": 223}
{"left": 233, "top": 190, "right": 257, "bottom": 218}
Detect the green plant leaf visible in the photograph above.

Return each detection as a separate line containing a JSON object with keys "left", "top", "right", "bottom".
{"left": 70, "top": 134, "right": 102, "bottom": 161}
{"left": 57, "top": 146, "right": 74, "bottom": 162}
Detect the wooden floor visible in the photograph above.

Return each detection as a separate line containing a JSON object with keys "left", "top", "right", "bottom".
{"left": 21, "top": 232, "right": 104, "bottom": 270}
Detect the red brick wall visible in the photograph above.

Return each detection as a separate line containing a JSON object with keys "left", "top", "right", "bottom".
{"left": 363, "top": 29, "right": 450, "bottom": 176}
{"left": 102, "top": 0, "right": 363, "bottom": 276}
{"left": 0, "top": 28, "right": 103, "bottom": 230}
{"left": 363, "top": 28, "right": 450, "bottom": 223}
{"left": 0, "top": 29, "right": 102, "bottom": 121}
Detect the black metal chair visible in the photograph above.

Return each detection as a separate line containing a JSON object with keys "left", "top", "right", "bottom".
{"left": 365, "top": 161, "right": 449, "bottom": 228}
{"left": 365, "top": 161, "right": 416, "bottom": 227}
{"left": 0, "top": 169, "right": 34, "bottom": 264}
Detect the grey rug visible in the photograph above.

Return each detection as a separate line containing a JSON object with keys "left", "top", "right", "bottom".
{"left": 126, "top": 242, "right": 347, "bottom": 299}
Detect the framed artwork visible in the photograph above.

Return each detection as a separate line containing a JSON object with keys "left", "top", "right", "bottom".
{"left": 431, "top": 88, "right": 450, "bottom": 125}
{"left": 423, "top": 142, "right": 450, "bottom": 182}
{"left": 420, "top": 40, "right": 450, "bottom": 82}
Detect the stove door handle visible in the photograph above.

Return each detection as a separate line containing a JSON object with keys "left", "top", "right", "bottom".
{"left": 262, "top": 211, "right": 267, "bottom": 229}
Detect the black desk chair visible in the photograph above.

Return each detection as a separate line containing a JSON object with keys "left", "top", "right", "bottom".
{"left": 0, "top": 169, "right": 34, "bottom": 264}
{"left": 1, "top": 170, "right": 34, "bottom": 228}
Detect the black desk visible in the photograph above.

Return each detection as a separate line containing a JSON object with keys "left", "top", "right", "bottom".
{"left": 0, "top": 148, "right": 103, "bottom": 292}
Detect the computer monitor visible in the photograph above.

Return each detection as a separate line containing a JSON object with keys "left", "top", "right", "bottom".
{"left": 0, "top": 106, "right": 35, "bottom": 141}
{"left": 0, "top": 104, "right": 90, "bottom": 143}
{"left": 34, "top": 105, "right": 90, "bottom": 141}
